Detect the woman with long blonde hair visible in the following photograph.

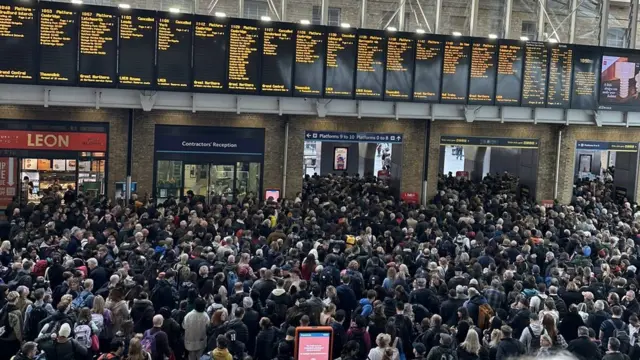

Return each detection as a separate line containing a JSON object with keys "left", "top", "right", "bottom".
{"left": 458, "top": 329, "right": 489, "bottom": 360}
{"left": 127, "top": 338, "right": 151, "bottom": 360}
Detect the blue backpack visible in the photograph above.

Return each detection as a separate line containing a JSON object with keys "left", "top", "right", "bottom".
{"left": 227, "top": 270, "right": 238, "bottom": 292}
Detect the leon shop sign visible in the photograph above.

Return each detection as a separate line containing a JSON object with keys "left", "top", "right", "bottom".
{"left": 0, "top": 130, "right": 107, "bottom": 151}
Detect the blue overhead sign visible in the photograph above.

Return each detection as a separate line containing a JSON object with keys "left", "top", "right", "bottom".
{"left": 576, "top": 141, "right": 638, "bottom": 152}
{"left": 304, "top": 131, "right": 403, "bottom": 143}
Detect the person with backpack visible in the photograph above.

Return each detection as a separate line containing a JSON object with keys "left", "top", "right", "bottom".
{"left": 465, "top": 288, "right": 492, "bottom": 330}
{"left": 604, "top": 338, "right": 632, "bottom": 360}
{"left": 23, "top": 288, "right": 53, "bottom": 342}
{"left": 37, "top": 323, "right": 88, "bottom": 360}
{"left": 519, "top": 313, "right": 545, "bottom": 354}
{"left": 143, "top": 315, "right": 172, "bottom": 360}
{"left": 347, "top": 316, "right": 371, "bottom": 360}
{"left": 97, "top": 338, "right": 126, "bottom": 360}
{"left": 267, "top": 279, "right": 291, "bottom": 324}
{"left": 183, "top": 298, "right": 210, "bottom": 360}
{"left": 601, "top": 306, "right": 629, "bottom": 352}
{"left": 0, "top": 292, "right": 23, "bottom": 360}
{"left": 71, "top": 279, "right": 95, "bottom": 311}
{"left": 74, "top": 308, "right": 98, "bottom": 352}
{"left": 131, "top": 292, "right": 156, "bottom": 334}
{"left": 426, "top": 334, "right": 457, "bottom": 360}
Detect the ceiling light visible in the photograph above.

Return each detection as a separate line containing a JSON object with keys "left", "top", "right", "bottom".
{"left": 520, "top": 36, "right": 529, "bottom": 41}
{"left": 118, "top": 3, "right": 130, "bottom": 8}
{"left": 169, "top": 7, "right": 180, "bottom": 12}
{"left": 387, "top": 26, "right": 397, "bottom": 32}
{"left": 300, "top": 19, "right": 310, "bottom": 25}
{"left": 488, "top": 33, "right": 497, "bottom": 39}
{"left": 71, "top": 0, "right": 82, "bottom": 4}
{"left": 214, "top": 12, "right": 226, "bottom": 17}
{"left": 261, "top": 16, "right": 271, "bottom": 21}
{"left": 548, "top": 38, "right": 558, "bottom": 43}
{"left": 340, "top": 23, "right": 350, "bottom": 28}
{"left": 452, "top": 31, "right": 462, "bottom": 36}
{"left": 416, "top": 28, "right": 425, "bottom": 34}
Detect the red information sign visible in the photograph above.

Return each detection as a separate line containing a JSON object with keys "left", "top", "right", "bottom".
{"left": 0, "top": 130, "right": 107, "bottom": 151}
{"left": 0, "top": 158, "right": 18, "bottom": 209}
{"left": 401, "top": 192, "right": 419, "bottom": 204}
{"left": 541, "top": 200, "right": 554, "bottom": 209}
{"left": 456, "top": 171, "right": 469, "bottom": 179}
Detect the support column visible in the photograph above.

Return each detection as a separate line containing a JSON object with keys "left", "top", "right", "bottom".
{"left": 398, "top": 0, "right": 406, "bottom": 31}
{"left": 504, "top": 0, "right": 512, "bottom": 38}
{"left": 469, "top": 0, "right": 479, "bottom": 36}
{"left": 537, "top": 0, "right": 546, "bottom": 40}
{"left": 281, "top": 0, "right": 286, "bottom": 22}
{"left": 600, "top": 0, "right": 609, "bottom": 46}
{"left": 320, "top": 0, "right": 328, "bottom": 25}
{"left": 630, "top": 0, "right": 639, "bottom": 48}
{"left": 360, "top": 0, "right": 366, "bottom": 27}
{"left": 569, "top": 0, "right": 577, "bottom": 43}
{"left": 238, "top": 0, "right": 244, "bottom": 17}
{"left": 434, "top": 0, "right": 442, "bottom": 33}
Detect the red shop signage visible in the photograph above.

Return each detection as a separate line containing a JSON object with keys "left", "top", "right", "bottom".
{"left": 0, "top": 130, "right": 107, "bottom": 151}
{"left": 0, "top": 158, "right": 17, "bottom": 209}
{"left": 401, "top": 192, "right": 419, "bottom": 204}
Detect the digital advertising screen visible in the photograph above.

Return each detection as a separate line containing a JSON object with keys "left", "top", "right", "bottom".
{"left": 571, "top": 46, "right": 600, "bottom": 110}
{"left": 599, "top": 52, "right": 640, "bottom": 110}
{"left": 296, "top": 333, "right": 331, "bottom": 360}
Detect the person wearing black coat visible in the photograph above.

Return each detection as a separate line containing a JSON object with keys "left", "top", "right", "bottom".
{"left": 409, "top": 279, "right": 440, "bottom": 314}
{"left": 151, "top": 278, "right": 177, "bottom": 312}
{"left": 255, "top": 318, "right": 277, "bottom": 360}
{"left": 88, "top": 261, "right": 109, "bottom": 291}
{"left": 336, "top": 276, "right": 357, "bottom": 320}
{"left": 160, "top": 307, "right": 184, "bottom": 360}
{"left": 131, "top": 295, "right": 155, "bottom": 334}
{"left": 567, "top": 327, "right": 603, "bottom": 360}
{"left": 226, "top": 308, "right": 250, "bottom": 347}
{"left": 242, "top": 299, "right": 261, "bottom": 355}
{"left": 495, "top": 327, "right": 525, "bottom": 360}
{"left": 331, "top": 311, "right": 347, "bottom": 360}
{"left": 559, "top": 306, "right": 586, "bottom": 343}
{"left": 440, "top": 290, "right": 466, "bottom": 326}
{"left": 254, "top": 273, "right": 277, "bottom": 305}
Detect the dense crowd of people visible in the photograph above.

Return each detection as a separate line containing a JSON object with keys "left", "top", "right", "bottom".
{"left": 0, "top": 170, "right": 639, "bottom": 360}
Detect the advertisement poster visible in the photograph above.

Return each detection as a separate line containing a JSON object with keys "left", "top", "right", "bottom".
{"left": 37, "top": 159, "right": 51, "bottom": 171}
{"left": 333, "top": 147, "right": 348, "bottom": 171}
{"left": 66, "top": 160, "right": 77, "bottom": 171}
{"left": 22, "top": 159, "right": 37, "bottom": 170}
{"left": 0, "top": 158, "right": 18, "bottom": 209}
{"left": 297, "top": 333, "right": 331, "bottom": 360}
{"left": 52, "top": 159, "right": 66, "bottom": 171}
{"left": 600, "top": 54, "right": 640, "bottom": 108}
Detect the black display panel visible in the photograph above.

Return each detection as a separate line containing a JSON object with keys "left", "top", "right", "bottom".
{"left": 496, "top": 40, "right": 523, "bottom": 105}
{"left": 573, "top": 46, "right": 600, "bottom": 110}
{"left": 193, "top": 16, "right": 228, "bottom": 91}
{"left": 156, "top": 12, "right": 192, "bottom": 90}
{"left": 413, "top": 36, "right": 443, "bottom": 102}
{"left": 119, "top": 9, "right": 156, "bottom": 89}
{"left": 227, "top": 18, "right": 261, "bottom": 94}
{"left": 39, "top": 2, "right": 78, "bottom": 85}
{"left": 384, "top": 33, "right": 414, "bottom": 100}
{"left": 261, "top": 21, "right": 294, "bottom": 95}
{"left": 546, "top": 43, "right": 573, "bottom": 108}
{"left": 0, "top": 0, "right": 37, "bottom": 84}
{"left": 599, "top": 51, "right": 640, "bottom": 110}
{"left": 441, "top": 38, "right": 470, "bottom": 104}
{"left": 294, "top": 25, "right": 325, "bottom": 96}
{"left": 468, "top": 39, "right": 497, "bottom": 105}
{"left": 355, "top": 29, "right": 386, "bottom": 100}
{"left": 522, "top": 41, "right": 548, "bottom": 106}
{"left": 78, "top": 5, "right": 116, "bottom": 87}
{"left": 325, "top": 26, "right": 356, "bottom": 98}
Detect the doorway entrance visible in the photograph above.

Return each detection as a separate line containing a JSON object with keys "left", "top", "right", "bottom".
{"left": 181, "top": 162, "right": 261, "bottom": 203}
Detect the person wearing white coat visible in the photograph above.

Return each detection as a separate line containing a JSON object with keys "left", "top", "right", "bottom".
{"left": 183, "top": 298, "right": 211, "bottom": 360}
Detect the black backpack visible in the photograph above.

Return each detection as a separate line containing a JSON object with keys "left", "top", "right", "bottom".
{"left": 24, "top": 304, "right": 49, "bottom": 341}
{"left": 527, "top": 326, "right": 542, "bottom": 354}
{"left": 320, "top": 266, "right": 335, "bottom": 288}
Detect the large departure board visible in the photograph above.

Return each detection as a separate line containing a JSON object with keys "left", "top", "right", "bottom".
{"left": 39, "top": 3, "right": 77, "bottom": 85}
{"left": 78, "top": 5, "right": 116, "bottom": 87}
{"left": 0, "top": 0, "right": 36, "bottom": 84}
{"left": 294, "top": 25, "right": 325, "bottom": 97}
{"left": 261, "top": 22, "right": 294, "bottom": 96}
{"left": 468, "top": 39, "right": 497, "bottom": 105}
{"left": 441, "top": 39, "right": 470, "bottom": 104}
{"left": 573, "top": 46, "right": 600, "bottom": 110}
{"left": 522, "top": 41, "right": 548, "bottom": 106}
{"left": 193, "top": 16, "right": 227, "bottom": 91}
{"left": 546, "top": 43, "right": 573, "bottom": 108}
{"left": 157, "top": 12, "right": 192, "bottom": 89}
{"left": 413, "top": 37, "right": 443, "bottom": 102}
{"left": 384, "top": 34, "right": 414, "bottom": 100}
{"left": 119, "top": 9, "right": 156, "bottom": 89}
{"left": 228, "top": 19, "right": 261, "bottom": 94}
{"left": 496, "top": 40, "right": 523, "bottom": 105}
{"left": 325, "top": 27, "right": 356, "bottom": 98}
{"left": 355, "top": 29, "right": 386, "bottom": 100}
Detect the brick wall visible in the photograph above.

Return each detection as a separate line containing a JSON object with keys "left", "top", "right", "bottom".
{"left": 557, "top": 126, "right": 640, "bottom": 204}
{"left": 285, "top": 116, "right": 426, "bottom": 197}
{"left": 0, "top": 105, "right": 129, "bottom": 199}
{"left": 427, "top": 121, "right": 559, "bottom": 202}
{"left": 129, "top": 110, "right": 286, "bottom": 197}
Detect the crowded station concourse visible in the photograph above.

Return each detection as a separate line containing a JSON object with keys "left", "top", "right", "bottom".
{"left": 0, "top": 166, "right": 638, "bottom": 360}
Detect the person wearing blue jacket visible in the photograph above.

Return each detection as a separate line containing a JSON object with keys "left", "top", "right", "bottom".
{"left": 357, "top": 290, "right": 377, "bottom": 317}
{"left": 465, "top": 287, "right": 488, "bottom": 325}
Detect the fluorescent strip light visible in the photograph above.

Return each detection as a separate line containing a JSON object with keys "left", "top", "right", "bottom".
{"left": 387, "top": 26, "right": 397, "bottom": 32}
{"left": 488, "top": 33, "right": 497, "bottom": 39}
{"left": 416, "top": 28, "right": 425, "bottom": 34}
{"left": 261, "top": 16, "right": 271, "bottom": 21}
{"left": 300, "top": 19, "right": 310, "bottom": 25}
{"left": 452, "top": 31, "right": 462, "bottom": 36}
{"left": 520, "top": 36, "right": 529, "bottom": 41}
{"left": 118, "top": 3, "right": 130, "bottom": 9}
{"left": 214, "top": 12, "right": 226, "bottom": 17}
